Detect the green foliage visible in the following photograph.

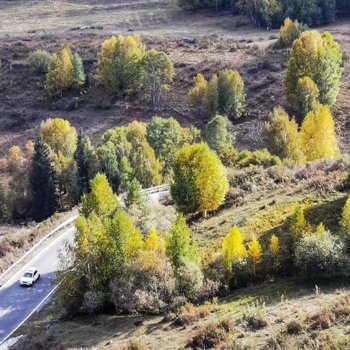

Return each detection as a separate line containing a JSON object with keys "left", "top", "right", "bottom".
{"left": 204, "top": 115, "right": 237, "bottom": 166}
{"left": 30, "top": 138, "right": 59, "bottom": 222}
{"left": 234, "top": 149, "right": 282, "bottom": 168}
{"left": 171, "top": 143, "right": 229, "bottom": 214}
{"left": 189, "top": 74, "right": 209, "bottom": 117}
{"left": 72, "top": 53, "right": 86, "bottom": 89}
{"left": 295, "top": 76, "right": 320, "bottom": 123}
{"left": 217, "top": 70, "right": 245, "bottom": 120}
{"left": 45, "top": 53, "right": 61, "bottom": 98}
{"left": 285, "top": 31, "right": 343, "bottom": 107}
{"left": 340, "top": 197, "right": 350, "bottom": 236}
{"left": 295, "top": 231, "right": 349, "bottom": 277}
{"left": 74, "top": 130, "right": 99, "bottom": 196}
{"left": 265, "top": 106, "right": 304, "bottom": 164}
{"left": 290, "top": 205, "right": 311, "bottom": 241}
{"left": 81, "top": 173, "right": 120, "bottom": 219}
{"left": 166, "top": 215, "right": 199, "bottom": 269}
{"left": 97, "top": 35, "right": 144, "bottom": 93}
{"left": 139, "top": 49, "right": 175, "bottom": 110}
{"left": 0, "top": 185, "right": 8, "bottom": 223}
{"left": 147, "top": 116, "right": 192, "bottom": 176}
{"left": 275, "top": 17, "right": 308, "bottom": 49}
{"left": 28, "top": 50, "right": 52, "bottom": 74}
{"left": 126, "top": 178, "right": 143, "bottom": 207}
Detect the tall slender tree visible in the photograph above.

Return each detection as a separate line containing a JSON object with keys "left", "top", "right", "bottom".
{"left": 30, "top": 138, "right": 58, "bottom": 222}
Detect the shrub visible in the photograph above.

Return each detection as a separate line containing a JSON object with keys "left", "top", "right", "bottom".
{"left": 110, "top": 253, "right": 176, "bottom": 314}
{"left": 187, "top": 319, "right": 234, "bottom": 349}
{"left": 174, "top": 303, "right": 210, "bottom": 326}
{"left": 286, "top": 320, "right": 303, "bottom": 335}
{"left": 234, "top": 149, "right": 282, "bottom": 169}
{"left": 275, "top": 18, "right": 308, "bottom": 49}
{"left": 28, "top": 50, "right": 52, "bottom": 74}
{"left": 176, "top": 262, "right": 204, "bottom": 300}
{"left": 294, "top": 231, "right": 349, "bottom": 278}
{"left": 124, "top": 340, "right": 149, "bottom": 350}
{"left": 307, "top": 309, "right": 336, "bottom": 330}
{"left": 81, "top": 290, "right": 105, "bottom": 314}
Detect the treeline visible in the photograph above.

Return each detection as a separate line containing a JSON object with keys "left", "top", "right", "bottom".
{"left": 59, "top": 170, "right": 350, "bottom": 315}
{"left": 29, "top": 35, "right": 174, "bottom": 111}
{"left": 178, "top": 0, "right": 350, "bottom": 28}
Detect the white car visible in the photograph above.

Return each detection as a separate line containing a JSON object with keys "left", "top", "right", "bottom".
{"left": 20, "top": 267, "right": 40, "bottom": 286}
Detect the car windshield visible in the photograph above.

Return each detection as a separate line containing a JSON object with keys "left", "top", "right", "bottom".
{"left": 23, "top": 272, "right": 33, "bottom": 278}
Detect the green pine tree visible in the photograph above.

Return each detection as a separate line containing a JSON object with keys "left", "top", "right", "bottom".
{"left": 30, "top": 137, "right": 59, "bottom": 222}
{"left": 126, "top": 178, "right": 142, "bottom": 207}
{"left": 74, "top": 130, "right": 98, "bottom": 196}
{"left": 0, "top": 185, "right": 8, "bottom": 223}
{"left": 72, "top": 53, "right": 86, "bottom": 89}
{"left": 45, "top": 53, "right": 61, "bottom": 98}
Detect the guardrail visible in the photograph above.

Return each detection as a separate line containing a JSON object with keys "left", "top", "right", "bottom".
{"left": 141, "top": 184, "right": 170, "bottom": 196}
{"left": 0, "top": 214, "right": 79, "bottom": 288}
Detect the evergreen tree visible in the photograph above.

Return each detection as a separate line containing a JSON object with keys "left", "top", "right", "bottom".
{"left": 171, "top": 143, "right": 229, "bottom": 215}
{"left": 45, "top": 53, "right": 61, "bottom": 98}
{"left": 30, "top": 138, "right": 59, "bottom": 222}
{"left": 222, "top": 226, "right": 247, "bottom": 273}
{"left": 166, "top": 215, "right": 199, "bottom": 269}
{"left": 59, "top": 45, "right": 74, "bottom": 90}
{"left": 247, "top": 235, "right": 263, "bottom": 277}
{"left": 126, "top": 178, "right": 142, "bottom": 207}
{"left": 300, "top": 105, "right": 340, "bottom": 162}
{"left": 295, "top": 76, "right": 320, "bottom": 123}
{"left": 119, "top": 156, "right": 133, "bottom": 192}
{"left": 217, "top": 70, "right": 246, "bottom": 120}
{"left": 204, "top": 115, "right": 237, "bottom": 166}
{"left": 72, "top": 53, "right": 86, "bottom": 89}
{"left": 265, "top": 106, "right": 304, "bottom": 163}
{"left": 285, "top": 31, "right": 343, "bottom": 107}
{"left": 0, "top": 185, "right": 8, "bottom": 223}
{"left": 74, "top": 130, "right": 98, "bottom": 196}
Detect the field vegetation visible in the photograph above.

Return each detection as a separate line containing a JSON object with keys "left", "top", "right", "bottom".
{"left": 1, "top": 0, "right": 350, "bottom": 349}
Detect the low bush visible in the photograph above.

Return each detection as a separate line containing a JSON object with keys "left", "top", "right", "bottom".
{"left": 124, "top": 340, "right": 149, "bottom": 350}
{"left": 176, "top": 262, "right": 204, "bottom": 300}
{"left": 307, "top": 309, "right": 336, "bottom": 330}
{"left": 173, "top": 303, "right": 210, "bottom": 326}
{"left": 234, "top": 149, "right": 281, "bottom": 169}
{"left": 110, "top": 253, "right": 176, "bottom": 314}
{"left": 294, "top": 231, "right": 349, "bottom": 278}
{"left": 187, "top": 319, "right": 235, "bottom": 349}
{"left": 286, "top": 320, "right": 303, "bottom": 335}
{"left": 28, "top": 50, "right": 52, "bottom": 74}
{"left": 82, "top": 290, "right": 105, "bottom": 314}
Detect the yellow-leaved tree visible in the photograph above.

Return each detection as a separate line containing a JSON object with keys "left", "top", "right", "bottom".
{"left": 189, "top": 74, "right": 209, "bottom": 116}
{"left": 59, "top": 46, "right": 74, "bottom": 90}
{"left": 290, "top": 205, "right": 311, "bottom": 241}
{"left": 247, "top": 235, "right": 263, "bottom": 277}
{"left": 269, "top": 234, "right": 280, "bottom": 270}
{"left": 316, "top": 222, "right": 326, "bottom": 234}
{"left": 341, "top": 197, "right": 350, "bottom": 236}
{"left": 300, "top": 105, "right": 340, "bottom": 162}
{"left": 265, "top": 106, "right": 304, "bottom": 164}
{"left": 145, "top": 228, "right": 166, "bottom": 256}
{"left": 222, "top": 226, "right": 247, "bottom": 275}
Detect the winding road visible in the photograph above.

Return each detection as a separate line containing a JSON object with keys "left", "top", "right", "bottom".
{"left": 0, "top": 185, "right": 170, "bottom": 347}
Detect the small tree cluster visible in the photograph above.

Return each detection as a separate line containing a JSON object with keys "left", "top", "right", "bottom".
{"left": 275, "top": 17, "right": 308, "bottom": 49}
{"left": 28, "top": 50, "right": 52, "bottom": 74}
{"left": 189, "top": 70, "right": 246, "bottom": 120}
{"left": 46, "top": 46, "right": 86, "bottom": 98}
{"left": 265, "top": 105, "right": 340, "bottom": 164}
{"left": 285, "top": 31, "right": 343, "bottom": 109}
{"left": 97, "top": 35, "right": 174, "bottom": 109}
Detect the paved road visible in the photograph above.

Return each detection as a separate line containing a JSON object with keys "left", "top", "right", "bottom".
{"left": 0, "top": 185, "right": 170, "bottom": 346}
{"left": 0, "top": 226, "right": 75, "bottom": 345}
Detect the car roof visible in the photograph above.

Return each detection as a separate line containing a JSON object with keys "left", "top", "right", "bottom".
{"left": 25, "top": 267, "right": 37, "bottom": 273}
